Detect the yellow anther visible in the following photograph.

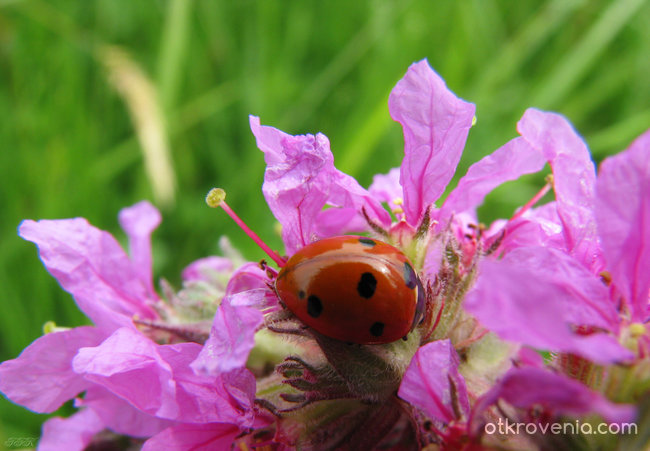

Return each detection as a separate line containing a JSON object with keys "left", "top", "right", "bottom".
{"left": 43, "top": 321, "right": 57, "bottom": 334}
{"left": 393, "top": 207, "right": 404, "bottom": 215}
{"left": 629, "top": 323, "right": 646, "bottom": 338}
{"left": 392, "top": 197, "right": 404, "bottom": 206}
{"left": 206, "top": 187, "right": 226, "bottom": 208}
{"left": 599, "top": 271, "right": 612, "bottom": 286}
{"left": 274, "top": 221, "right": 283, "bottom": 237}
{"left": 43, "top": 321, "right": 69, "bottom": 334}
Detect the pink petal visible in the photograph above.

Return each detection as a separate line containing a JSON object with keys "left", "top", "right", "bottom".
{"left": 518, "top": 109, "right": 603, "bottom": 272}
{"left": 495, "top": 202, "right": 564, "bottom": 256}
{"left": 39, "top": 408, "right": 105, "bottom": 451}
{"left": 182, "top": 256, "right": 233, "bottom": 283}
{"left": 465, "top": 247, "right": 632, "bottom": 363}
{"left": 79, "top": 387, "right": 175, "bottom": 437}
{"left": 225, "top": 262, "right": 268, "bottom": 295}
{"left": 250, "top": 116, "right": 389, "bottom": 254}
{"left": 313, "top": 207, "right": 371, "bottom": 237}
{"left": 475, "top": 367, "right": 636, "bottom": 425}
{"left": 389, "top": 60, "right": 475, "bottom": 225}
{"left": 73, "top": 327, "right": 255, "bottom": 426}
{"left": 142, "top": 423, "right": 240, "bottom": 451}
{"left": 596, "top": 129, "right": 650, "bottom": 322}
{"left": 18, "top": 218, "right": 157, "bottom": 331}
{"left": 439, "top": 135, "right": 545, "bottom": 225}
{"left": 191, "top": 290, "right": 265, "bottom": 375}
{"left": 398, "top": 339, "right": 469, "bottom": 423}
{"left": 368, "top": 167, "right": 402, "bottom": 210}
{"left": 118, "top": 201, "right": 161, "bottom": 299}
{"left": 0, "top": 326, "right": 104, "bottom": 413}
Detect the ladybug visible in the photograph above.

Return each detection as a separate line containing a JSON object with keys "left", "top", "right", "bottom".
{"left": 274, "top": 235, "right": 425, "bottom": 344}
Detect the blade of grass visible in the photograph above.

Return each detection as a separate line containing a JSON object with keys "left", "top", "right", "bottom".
{"left": 470, "top": 0, "right": 585, "bottom": 100}
{"left": 157, "top": 0, "right": 192, "bottom": 113}
{"left": 588, "top": 110, "right": 650, "bottom": 157}
{"left": 338, "top": 91, "right": 392, "bottom": 176}
{"left": 280, "top": 0, "right": 413, "bottom": 128}
{"left": 531, "top": 0, "right": 647, "bottom": 109}
{"left": 89, "top": 80, "right": 239, "bottom": 183}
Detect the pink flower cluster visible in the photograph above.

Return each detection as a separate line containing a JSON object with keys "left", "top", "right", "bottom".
{"left": 1, "top": 60, "right": 647, "bottom": 450}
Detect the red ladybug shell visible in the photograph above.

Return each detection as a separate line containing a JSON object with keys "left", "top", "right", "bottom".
{"left": 274, "top": 235, "right": 424, "bottom": 344}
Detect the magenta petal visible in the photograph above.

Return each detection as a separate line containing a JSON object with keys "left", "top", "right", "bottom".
{"left": 313, "top": 207, "right": 370, "bottom": 237}
{"left": 80, "top": 387, "right": 174, "bottom": 437}
{"left": 496, "top": 203, "right": 564, "bottom": 255}
{"left": 596, "top": 129, "right": 650, "bottom": 322}
{"left": 465, "top": 247, "right": 632, "bottom": 363}
{"left": 0, "top": 326, "right": 103, "bottom": 413}
{"left": 398, "top": 339, "right": 469, "bottom": 423}
{"left": 518, "top": 108, "right": 602, "bottom": 271}
{"left": 389, "top": 60, "right": 475, "bottom": 225}
{"left": 182, "top": 256, "right": 233, "bottom": 283}
{"left": 18, "top": 218, "right": 157, "bottom": 331}
{"left": 191, "top": 290, "right": 265, "bottom": 375}
{"left": 440, "top": 135, "right": 545, "bottom": 224}
{"left": 225, "top": 263, "right": 268, "bottom": 295}
{"left": 73, "top": 328, "right": 255, "bottom": 426}
{"left": 250, "top": 116, "right": 389, "bottom": 253}
{"left": 39, "top": 408, "right": 105, "bottom": 451}
{"left": 118, "top": 201, "right": 161, "bottom": 298}
{"left": 369, "top": 167, "right": 402, "bottom": 208}
{"left": 142, "top": 423, "right": 239, "bottom": 451}
{"left": 476, "top": 367, "right": 636, "bottom": 425}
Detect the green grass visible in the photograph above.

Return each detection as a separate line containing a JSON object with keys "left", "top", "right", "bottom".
{"left": 1, "top": 0, "right": 649, "bottom": 439}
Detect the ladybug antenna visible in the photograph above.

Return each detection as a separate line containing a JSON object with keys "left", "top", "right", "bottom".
{"left": 206, "top": 188, "right": 287, "bottom": 267}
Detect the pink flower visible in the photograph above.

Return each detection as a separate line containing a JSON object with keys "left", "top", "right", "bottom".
{"left": 251, "top": 60, "right": 552, "bottom": 260}
{"left": 398, "top": 343, "right": 635, "bottom": 448}
{"left": 398, "top": 340, "right": 470, "bottom": 424}
{"left": 472, "top": 367, "right": 636, "bottom": 426}
{"left": 465, "top": 118, "right": 650, "bottom": 364}
{"left": 5, "top": 58, "right": 645, "bottom": 450}
{"left": 0, "top": 202, "right": 257, "bottom": 450}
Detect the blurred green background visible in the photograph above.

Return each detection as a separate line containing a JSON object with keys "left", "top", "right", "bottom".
{"left": 1, "top": 0, "right": 649, "bottom": 440}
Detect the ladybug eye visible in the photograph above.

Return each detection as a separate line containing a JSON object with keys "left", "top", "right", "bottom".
{"left": 357, "top": 272, "right": 377, "bottom": 298}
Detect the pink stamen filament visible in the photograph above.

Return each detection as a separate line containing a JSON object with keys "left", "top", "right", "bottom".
{"left": 207, "top": 188, "right": 286, "bottom": 267}
{"left": 509, "top": 175, "right": 553, "bottom": 222}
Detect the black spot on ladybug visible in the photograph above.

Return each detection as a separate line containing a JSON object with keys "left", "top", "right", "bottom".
{"left": 357, "top": 272, "right": 377, "bottom": 298}
{"left": 358, "top": 238, "right": 376, "bottom": 247}
{"left": 298, "top": 290, "right": 306, "bottom": 299}
{"left": 307, "top": 295, "right": 323, "bottom": 318}
{"left": 403, "top": 262, "right": 417, "bottom": 289}
{"left": 369, "top": 322, "right": 384, "bottom": 337}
